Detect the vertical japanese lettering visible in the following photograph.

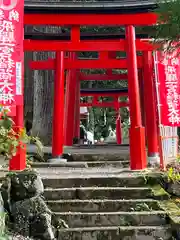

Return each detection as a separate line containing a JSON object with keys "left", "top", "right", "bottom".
{"left": 158, "top": 51, "right": 180, "bottom": 126}
{"left": 0, "top": 0, "right": 22, "bottom": 115}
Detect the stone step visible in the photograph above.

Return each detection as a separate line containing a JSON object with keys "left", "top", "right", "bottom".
{"left": 40, "top": 152, "right": 130, "bottom": 162}
{"left": 32, "top": 162, "right": 88, "bottom": 168}
{"left": 46, "top": 199, "right": 160, "bottom": 212}
{"left": 44, "top": 187, "right": 153, "bottom": 200}
{"left": 87, "top": 160, "right": 130, "bottom": 168}
{"left": 57, "top": 226, "right": 172, "bottom": 240}
{"left": 42, "top": 176, "right": 148, "bottom": 188}
{"left": 71, "top": 154, "right": 129, "bottom": 162}
{"left": 54, "top": 211, "right": 167, "bottom": 227}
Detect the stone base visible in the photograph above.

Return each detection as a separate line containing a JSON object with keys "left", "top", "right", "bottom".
{"left": 48, "top": 158, "right": 67, "bottom": 163}
{"left": 148, "top": 155, "right": 160, "bottom": 168}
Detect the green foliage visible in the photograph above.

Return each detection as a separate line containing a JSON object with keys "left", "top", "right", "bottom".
{"left": 0, "top": 110, "right": 22, "bottom": 159}
{"left": 0, "top": 212, "right": 6, "bottom": 237}
{"left": 0, "top": 109, "right": 43, "bottom": 167}
{"left": 167, "top": 167, "right": 180, "bottom": 182}
{"left": 85, "top": 106, "right": 129, "bottom": 140}
{"left": 155, "top": 0, "right": 180, "bottom": 52}
{"left": 166, "top": 154, "right": 180, "bottom": 182}
{"left": 90, "top": 107, "right": 116, "bottom": 139}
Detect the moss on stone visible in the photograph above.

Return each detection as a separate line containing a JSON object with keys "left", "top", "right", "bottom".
{"left": 151, "top": 184, "right": 170, "bottom": 199}
{"left": 158, "top": 200, "right": 180, "bottom": 226}
{"left": 159, "top": 200, "right": 180, "bottom": 215}
{"left": 138, "top": 171, "right": 164, "bottom": 186}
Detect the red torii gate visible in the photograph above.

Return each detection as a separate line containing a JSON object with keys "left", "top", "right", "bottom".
{"left": 24, "top": 12, "right": 158, "bottom": 26}
{"left": 79, "top": 89, "right": 129, "bottom": 145}
{"left": 9, "top": 9, "right": 159, "bottom": 171}
{"left": 24, "top": 39, "right": 154, "bottom": 52}
{"left": 29, "top": 55, "right": 129, "bottom": 145}
{"left": 29, "top": 56, "right": 143, "bottom": 69}
{"left": 28, "top": 39, "right": 158, "bottom": 170}
{"left": 29, "top": 55, "right": 131, "bottom": 147}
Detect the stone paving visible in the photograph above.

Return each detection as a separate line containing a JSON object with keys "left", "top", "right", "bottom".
{"left": 27, "top": 144, "right": 130, "bottom": 155}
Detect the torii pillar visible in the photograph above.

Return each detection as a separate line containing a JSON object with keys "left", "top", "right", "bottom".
{"left": 143, "top": 51, "right": 159, "bottom": 165}
{"left": 64, "top": 52, "right": 77, "bottom": 146}
{"left": 74, "top": 73, "right": 81, "bottom": 141}
{"left": 116, "top": 112, "right": 122, "bottom": 144}
{"left": 52, "top": 51, "right": 65, "bottom": 157}
{"left": 126, "top": 26, "right": 146, "bottom": 170}
{"left": 114, "top": 97, "right": 122, "bottom": 145}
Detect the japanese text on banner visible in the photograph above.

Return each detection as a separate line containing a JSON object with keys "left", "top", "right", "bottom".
{"left": 158, "top": 51, "right": 180, "bottom": 126}
{"left": 0, "top": 0, "right": 23, "bottom": 115}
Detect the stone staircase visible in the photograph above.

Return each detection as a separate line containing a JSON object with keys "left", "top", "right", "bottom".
{"left": 34, "top": 153, "right": 173, "bottom": 240}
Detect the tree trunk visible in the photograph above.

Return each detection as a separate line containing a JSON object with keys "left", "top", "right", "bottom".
{"left": 32, "top": 57, "right": 54, "bottom": 145}
{"left": 31, "top": 26, "right": 62, "bottom": 145}
{"left": 24, "top": 52, "right": 33, "bottom": 120}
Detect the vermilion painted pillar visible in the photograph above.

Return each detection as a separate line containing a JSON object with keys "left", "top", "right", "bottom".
{"left": 99, "top": 51, "right": 116, "bottom": 75}
{"left": 52, "top": 51, "right": 65, "bottom": 157}
{"left": 116, "top": 111, "right": 122, "bottom": 144}
{"left": 107, "top": 52, "right": 116, "bottom": 75}
{"left": 70, "top": 26, "right": 80, "bottom": 142}
{"left": 138, "top": 70, "right": 148, "bottom": 145}
{"left": 143, "top": 51, "right": 159, "bottom": 165}
{"left": 114, "top": 97, "right": 122, "bottom": 145}
{"left": 126, "top": 25, "right": 146, "bottom": 170}
{"left": 64, "top": 52, "right": 76, "bottom": 146}
{"left": 14, "top": 105, "right": 24, "bottom": 127}
{"left": 138, "top": 70, "right": 145, "bottom": 127}
{"left": 74, "top": 75, "right": 80, "bottom": 140}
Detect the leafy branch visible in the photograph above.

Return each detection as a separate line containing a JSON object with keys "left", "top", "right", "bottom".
{"left": 0, "top": 108, "right": 43, "bottom": 165}
{"left": 155, "top": 0, "right": 180, "bottom": 52}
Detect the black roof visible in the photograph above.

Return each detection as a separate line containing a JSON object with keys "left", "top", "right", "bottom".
{"left": 24, "top": 0, "right": 157, "bottom": 14}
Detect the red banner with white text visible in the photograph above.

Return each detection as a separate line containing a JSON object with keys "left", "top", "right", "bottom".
{"left": 0, "top": 0, "right": 24, "bottom": 116}
{"left": 156, "top": 51, "right": 180, "bottom": 126}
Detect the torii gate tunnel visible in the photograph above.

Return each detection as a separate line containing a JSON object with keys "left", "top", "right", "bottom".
{"left": 29, "top": 49, "right": 158, "bottom": 170}
{"left": 79, "top": 88, "right": 129, "bottom": 145}
{"left": 7, "top": 1, "right": 160, "bottom": 170}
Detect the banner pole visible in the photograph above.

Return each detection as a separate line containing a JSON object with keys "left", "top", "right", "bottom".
{"left": 153, "top": 51, "right": 165, "bottom": 169}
